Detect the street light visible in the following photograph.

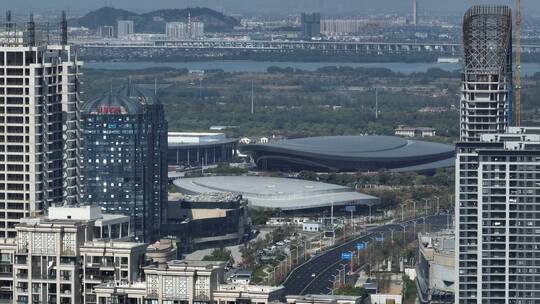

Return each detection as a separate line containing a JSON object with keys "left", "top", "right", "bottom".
{"left": 400, "top": 223, "right": 408, "bottom": 244}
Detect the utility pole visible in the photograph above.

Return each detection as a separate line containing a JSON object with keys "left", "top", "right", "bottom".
{"left": 375, "top": 88, "right": 379, "bottom": 120}
{"left": 199, "top": 77, "right": 203, "bottom": 100}
{"left": 349, "top": 209, "right": 355, "bottom": 235}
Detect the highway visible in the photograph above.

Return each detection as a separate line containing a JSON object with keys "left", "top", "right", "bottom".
{"left": 282, "top": 214, "right": 450, "bottom": 296}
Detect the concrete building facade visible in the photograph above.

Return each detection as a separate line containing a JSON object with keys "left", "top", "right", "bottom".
{"left": 455, "top": 6, "right": 515, "bottom": 304}
{"left": 117, "top": 20, "right": 134, "bottom": 39}
{"left": 0, "top": 20, "right": 82, "bottom": 239}
{"left": 10, "top": 205, "right": 141, "bottom": 304}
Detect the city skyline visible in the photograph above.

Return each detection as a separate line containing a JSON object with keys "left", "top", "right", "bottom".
{"left": 6, "top": 0, "right": 540, "bottom": 16}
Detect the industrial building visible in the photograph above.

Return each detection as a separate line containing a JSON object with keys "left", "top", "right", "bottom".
{"left": 161, "top": 193, "right": 251, "bottom": 253}
{"left": 416, "top": 231, "right": 455, "bottom": 303}
{"left": 173, "top": 176, "right": 379, "bottom": 212}
{"left": 242, "top": 135, "right": 454, "bottom": 173}
{"left": 80, "top": 85, "right": 168, "bottom": 242}
{"left": 168, "top": 132, "right": 238, "bottom": 168}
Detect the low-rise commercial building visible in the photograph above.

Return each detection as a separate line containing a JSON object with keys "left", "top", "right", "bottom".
{"left": 416, "top": 231, "right": 454, "bottom": 304}
{"left": 168, "top": 132, "right": 238, "bottom": 168}
{"left": 394, "top": 126, "right": 436, "bottom": 138}
{"left": 162, "top": 193, "right": 251, "bottom": 253}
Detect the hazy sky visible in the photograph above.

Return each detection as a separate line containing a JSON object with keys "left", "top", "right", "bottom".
{"left": 5, "top": 0, "right": 540, "bottom": 16}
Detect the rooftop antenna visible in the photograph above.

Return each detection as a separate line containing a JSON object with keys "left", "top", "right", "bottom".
{"left": 61, "top": 10, "right": 68, "bottom": 46}
{"left": 251, "top": 80, "right": 254, "bottom": 115}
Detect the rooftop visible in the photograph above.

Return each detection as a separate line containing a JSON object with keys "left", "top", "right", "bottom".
{"left": 174, "top": 176, "right": 378, "bottom": 211}
{"left": 245, "top": 135, "right": 452, "bottom": 159}
{"left": 82, "top": 240, "right": 146, "bottom": 250}
{"left": 81, "top": 85, "right": 159, "bottom": 115}
{"left": 217, "top": 283, "right": 282, "bottom": 293}
{"left": 180, "top": 192, "right": 243, "bottom": 203}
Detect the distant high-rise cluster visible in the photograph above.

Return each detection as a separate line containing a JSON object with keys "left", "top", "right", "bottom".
{"left": 301, "top": 13, "right": 321, "bottom": 40}
{"left": 321, "top": 19, "right": 372, "bottom": 36}
{"left": 165, "top": 21, "right": 204, "bottom": 40}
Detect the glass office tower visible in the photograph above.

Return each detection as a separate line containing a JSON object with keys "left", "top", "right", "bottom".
{"left": 80, "top": 86, "right": 167, "bottom": 242}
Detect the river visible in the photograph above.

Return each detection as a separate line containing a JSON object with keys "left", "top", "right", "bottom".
{"left": 85, "top": 60, "right": 540, "bottom": 76}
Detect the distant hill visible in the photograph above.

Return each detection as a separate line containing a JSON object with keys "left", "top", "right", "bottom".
{"left": 71, "top": 7, "right": 240, "bottom": 33}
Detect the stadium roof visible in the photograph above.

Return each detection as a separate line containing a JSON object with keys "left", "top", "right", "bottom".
{"left": 242, "top": 135, "right": 455, "bottom": 173}
{"left": 173, "top": 176, "right": 379, "bottom": 211}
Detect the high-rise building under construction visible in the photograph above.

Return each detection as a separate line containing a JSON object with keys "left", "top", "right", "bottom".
{"left": 454, "top": 5, "right": 540, "bottom": 303}
{"left": 0, "top": 12, "right": 82, "bottom": 238}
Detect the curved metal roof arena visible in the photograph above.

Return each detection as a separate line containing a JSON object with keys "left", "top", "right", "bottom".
{"left": 241, "top": 135, "right": 455, "bottom": 172}
{"left": 173, "top": 176, "right": 379, "bottom": 211}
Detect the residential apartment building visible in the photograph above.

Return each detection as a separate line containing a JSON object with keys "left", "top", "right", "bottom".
{"left": 190, "top": 22, "right": 205, "bottom": 39}
{"left": 301, "top": 13, "right": 321, "bottom": 40}
{"left": 117, "top": 20, "right": 134, "bottom": 39}
{"left": 0, "top": 15, "right": 82, "bottom": 239}
{"left": 165, "top": 22, "right": 188, "bottom": 40}
{"left": 93, "top": 259, "right": 284, "bottom": 304}
{"left": 9, "top": 205, "right": 144, "bottom": 304}
{"left": 456, "top": 128, "right": 540, "bottom": 302}
{"left": 80, "top": 85, "right": 168, "bottom": 242}
{"left": 455, "top": 6, "right": 517, "bottom": 304}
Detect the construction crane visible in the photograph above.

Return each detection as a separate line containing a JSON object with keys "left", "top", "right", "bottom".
{"left": 515, "top": 0, "right": 522, "bottom": 126}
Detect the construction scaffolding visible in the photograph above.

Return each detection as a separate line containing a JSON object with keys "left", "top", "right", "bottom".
{"left": 0, "top": 10, "right": 69, "bottom": 47}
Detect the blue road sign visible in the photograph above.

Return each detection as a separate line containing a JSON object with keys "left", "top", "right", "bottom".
{"left": 341, "top": 252, "right": 353, "bottom": 260}
{"left": 356, "top": 242, "right": 366, "bottom": 250}
{"left": 374, "top": 236, "right": 384, "bottom": 242}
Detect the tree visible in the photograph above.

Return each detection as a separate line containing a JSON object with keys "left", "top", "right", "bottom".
{"left": 333, "top": 285, "right": 369, "bottom": 299}
{"left": 202, "top": 247, "right": 234, "bottom": 264}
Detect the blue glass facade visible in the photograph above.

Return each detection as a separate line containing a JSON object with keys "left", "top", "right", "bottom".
{"left": 80, "top": 87, "right": 167, "bottom": 242}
